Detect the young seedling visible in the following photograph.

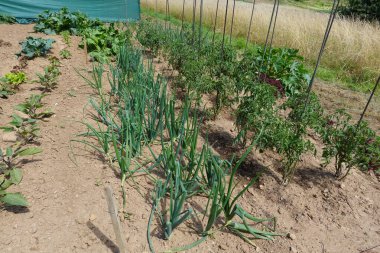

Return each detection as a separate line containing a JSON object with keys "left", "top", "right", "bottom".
{"left": 0, "top": 145, "right": 42, "bottom": 206}
{"left": 15, "top": 94, "right": 54, "bottom": 119}
{"left": 60, "top": 31, "right": 71, "bottom": 46}
{"left": 35, "top": 62, "right": 60, "bottom": 92}
{"left": 59, "top": 49, "right": 71, "bottom": 59}
{"left": 0, "top": 71, "right": 27, "bottom": 98}
{"left": 0, "top": 114, "right": 40, "bottom": 144}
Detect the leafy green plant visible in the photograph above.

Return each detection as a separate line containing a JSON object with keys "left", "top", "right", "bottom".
{"left": 15, "top": 94, "right": 54, "bottom": 119}
{"left": 339, "top": 0, "right": 380, "bottom": 22}
{"left": 0, "top": 114, "right": 40, "bottom": 144}
{"left": 79, "top": 24, "right": 131, "bottom": 62}
{"left": 59, "top": 49, "right": 71, "bottom": 59}
{"left": 61, "top": 30, "right": 71, "bottom": 45}
{"left": 235, "top": 83, "right": 278, "bottom": 145}
{"left": 136, "top": 20, "right": 166, "bottom": 56}
{"left": 34, "top": 58, "right": 61, "bottom": 91}
{"left": 0, "top": 145, "right": 42, "bottom": 207}
{"left": 17, "top": 37, "right": 55, "bottom": 59}
{"left": 0, "top": 13, "right": 16, "bottom": 24}
{"left": 320, "top": 109, "right": 377, "bottom": 179}
{"left": 34, "top": 7, "right": 102, "bottom": 35}
{"left": 357, "top": 136, "right": 380, "bottom": 175}
{"left": 4, "top": 71, "right": 27, "bottom": 85}
{"left": 0, "top": 71, "right": 27, "bottom": 98}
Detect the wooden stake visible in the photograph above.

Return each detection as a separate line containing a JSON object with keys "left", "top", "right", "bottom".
{"left": 104, "top": 186, "right": 127, "bottom": 253}
{"left": 84, "top": 35, "right": 88, "bottom": 64}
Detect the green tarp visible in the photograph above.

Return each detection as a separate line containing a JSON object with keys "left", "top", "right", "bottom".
{"left": 0, "top": 0, "right": 140, "bottom": 21}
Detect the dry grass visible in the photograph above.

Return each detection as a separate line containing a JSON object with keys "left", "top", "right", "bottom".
{"left": 142, "top": 0, "right": 380, "bottom": 86}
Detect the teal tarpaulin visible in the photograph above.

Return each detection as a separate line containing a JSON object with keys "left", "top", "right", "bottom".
{"left": 0, "top": 0, "right": 140, "bottom": 21}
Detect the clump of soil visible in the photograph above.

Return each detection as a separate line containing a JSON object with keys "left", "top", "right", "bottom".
{"left": 0, "top": 39, "right": 12, "bottom": 47}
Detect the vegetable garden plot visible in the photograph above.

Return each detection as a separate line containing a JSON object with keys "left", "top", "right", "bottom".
{"left": 0, "top": 6, "right": 379, "bottom": 253}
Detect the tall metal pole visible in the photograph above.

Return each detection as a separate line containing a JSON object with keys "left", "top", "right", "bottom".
{"left": 212, "top": 0, "right": 220, "bottom": 45}
{"left": 245, "top": 0, "right": 256, "bottom": 49}
{"left": 261, "top": 0, "right": 279, "bottom": 63}
{"left": 221, "top": 0, "right": 229, "bottom": 54}
{"left": 181, "top": 0, "right": 186, "bottom": 34}
{"left": 357, "top": 76, "right": 380, "bottom": 127}
{"left": 229, "top": 0, "right": 236, "bottom": 45}
{"left": 267, "top": 0, "right": 279, "bottom": 58}
{"left": 302, "top": 0, "right": 340, "bottom": 112}
{"left": 198, "top": 0, "right": 204, "bottom": 54}
{"left": 192, "top": 0, "right": 197, "bottom": 43}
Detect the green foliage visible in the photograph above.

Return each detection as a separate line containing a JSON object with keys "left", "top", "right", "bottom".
{"left": 260, "top": 48, "right": 310, "bottom": 96}
{"left": 4, "top": 71, "right": 27, "bottom": 85}
{"left": 60, "top": 30, "right": 71, "bottom": 45}
{"left": 79, "top": 44, "right": 281, "bottom": 252}
{"left": 339, "top": 0, "right": 380, "bottom": 22}
{"left": 0, "top": 71, "right": 27, "bottom": 98}
{"left": 235, "top": 48, "right": 310, "bottom": 97}
{"left": 235, "top": 83, "right": 278, "bottom": 145}
{"left": 136, "top": 19, "right": 309, "bottom": 118}
{"left": 357, "top": 136, "right": 380, "bottom": 174}
{"left": 0, "top": 114, "right": 40, "bottom": 144}
{"left": 15, "top": 94, "right": 54, "bottom": 119}
{"left": 79, "top": 24, "right": 132, "bottom": 62}
{"left": 17, "top": 37, "right": 55, "bottom": 59}
{"left": 34, "top": 57, "right": 61, "bottom": 91}
{"left": 59, "top": 49, "right": 71, "bottom": 59}
{"left": 34, "top": 7, "right": 102, "bottom": 35}
{"left": 0, "top": 145, "right": 42, "bottom": 207}
{"left": 320, "top": 109, "right": 378, "bottom": 178}
{"left": 0, "top": 13, "right": 15, "bottom": 24}
{"left": 136, "top": 19, "right": 166, "bottom": 55}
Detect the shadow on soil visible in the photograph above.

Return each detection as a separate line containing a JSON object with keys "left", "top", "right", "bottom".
{"left": 294, "top": 166, "right": 335, "bottom": 189}
{"left": 1, "top": 206, "right": 29, "bottom": 213}
{"left": 87, "top": 221, "right": 119, "bottom": 253}
{"left": 200, "top": 125, "right": 283, "bottom": 184}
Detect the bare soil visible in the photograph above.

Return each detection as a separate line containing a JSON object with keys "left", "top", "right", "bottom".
{"left": 0, "top": 24, "right": 379, "bottom": 253}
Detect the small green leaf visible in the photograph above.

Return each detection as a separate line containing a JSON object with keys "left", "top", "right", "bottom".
{"left": 0, "top": 192, "right": 29, "bottom": 206}
{"left": 10, "top": 168, "right": 22, "bottom": 185}
{"left": 16, "top": 147, "right": 42, "bottom": 157}
{"left": 6, "top": 147, "right": 13, "bottom": 157}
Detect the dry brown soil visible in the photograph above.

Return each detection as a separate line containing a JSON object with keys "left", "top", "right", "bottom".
{"left": 0, "top": 24, "right": 379, "bottom": 253}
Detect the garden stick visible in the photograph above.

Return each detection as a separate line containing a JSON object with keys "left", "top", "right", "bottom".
{"left": 267, "top": 0, "right": 279, "bottom": 58}
{"left": 229, "top": 0, "right": 236, "bottom": 44}
{"left": 302, "top": 0, "right": 340, "bottom": 112}
{"left": 84, "top": 35, "right": 88, "bottom": 64}
{"left": 198, "top": 0, "right": 204, "bottom": 54}
{"left": 192, "top": 0, "right": 197, "bottom": 43}
{"left": 104, "top": 186, "right": 127, "bottom": 253}
{"left": 221, "top": 0, "right": 229, "bottom": 54}
{"left": 212, "top": 0, "right": 220, "bottom": 46}
{"left": 245, "top": 0, "right": 256, "bottom": 49}
{"left": 356, "top": 75, "right": 380, "bottom": 127}
{"left": 261, "top": 0, "right": 279, "bottom": 66}
{"left": 165, "top": 0, "right": 168, "bottom": 29}
{"left": 181, "top": 0, "right": 186, "bottom": 34}
{"left": 167, "top": 0, "right": 171, "bottom": 30}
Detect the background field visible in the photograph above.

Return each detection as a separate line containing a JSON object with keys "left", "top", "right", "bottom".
{"left": 141, "top": 0, "right": 380, "bottom": 92}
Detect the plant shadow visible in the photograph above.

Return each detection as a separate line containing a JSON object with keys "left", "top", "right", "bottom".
{"left": 294, "top": 166, "right": 336, "bottom": 189}
{"left": 1, "top": 205, "right": 29, "bottom": 213}
{"left": 86, "top": 221, "right": 119, "bottom": 253}
{"left": 200, "top": 125, "right": 239, "bottom": 159}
